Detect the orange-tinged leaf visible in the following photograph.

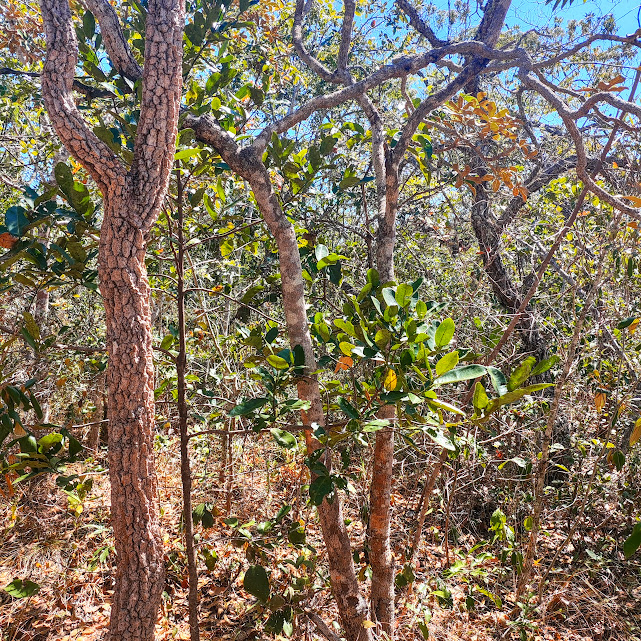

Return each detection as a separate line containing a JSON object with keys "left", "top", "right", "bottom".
{"left": 630, "top": 417, "right": 641, "bottom": 447}
{"left": 0, "top": 232, "right": 17, "bottom": 249}
{"left": 629, "top": 319, "right": 640, "bottom": 335}
{"left": 595, "top": 392, "right": 606, "bottom": 413}
{"left": 335, "top": 356, "right": 353, "bottom": 373}
{"left": 622, "top": 195, "right": 641, "bottom": 207}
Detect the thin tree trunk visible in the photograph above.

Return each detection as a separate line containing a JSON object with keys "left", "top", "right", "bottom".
{"left": 363, "top": 97, "right": 397, "bottom": 637}
{"left": 408, "top": 449, "right": 448, "bottom": 563}
{"left": 185, "top": 121, "right": 372, "bottom": 641}
{"left": 175, "top": 165, "right": 200, "bottom": 641}
{"left": 246, "top": 159, "right": 373, "bottom": 641}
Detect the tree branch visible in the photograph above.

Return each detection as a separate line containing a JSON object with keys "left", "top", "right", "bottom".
{"left": 129, "top": 0, "right": 184, "bottom": 231}
{"left": 82, "top": 0, "right": 143, "bottom": 81}
{"left": 39, "top": 0, "right": 126, "bottom": 194}
{"left": 395, "top": 0, "right": 447, "bottom": 47}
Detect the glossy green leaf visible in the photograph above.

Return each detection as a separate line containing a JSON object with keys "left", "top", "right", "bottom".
{"left": 434, "top": 318, "right": 455, "bottom": 348}
{"left": 434, "top": 351, "right": 459, "bottom": 377}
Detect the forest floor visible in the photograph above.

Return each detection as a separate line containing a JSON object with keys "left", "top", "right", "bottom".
{"left": 1, "top": 433, "right": 639, "bottom": 641}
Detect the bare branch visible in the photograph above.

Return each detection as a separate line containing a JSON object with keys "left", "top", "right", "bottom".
{"left": 39, "top": 0, "right": 125, "bottom": 193}
{"left": 129, "top": 0, "right": 184, "bottom": 230}
{"left": 395, "top": 0, "right": 447, "bottom": 47}
{"left": 255, "top": 40, "right": 523, "bottom": 151}
{"left": 520, "top": 69, "right": 641, "bottom": 221}
{"left": 83, "top": 0, "right": 143, "bottom": 81}
{"left": 337, "top": 0, "right": 356, "bottom": 73}
{"left": 0, "top": 66, "right": 116, "bottom": 98}
{"left": 292, "top": 0, "right": 336, "bottom": 82}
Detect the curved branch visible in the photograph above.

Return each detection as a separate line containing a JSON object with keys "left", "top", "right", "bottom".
{"left": 40, "top": 0, "right": 126, "bottom": 194}
{"left": 83, "top": 0, "right": 143, "bottom": 81}
{"left": 292, "top": 0, "right": 336, "bottom": 82}
{"left": 255, "top": 40, "right": 523, "bottom": 151}
{"left": 520, "top": 70, "right": 641, "bottom": 221}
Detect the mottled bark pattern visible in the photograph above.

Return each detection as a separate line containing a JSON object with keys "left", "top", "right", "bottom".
{"left": 39, "top": 0, "right": 184, "bottom": 638}
{"left": 99, "top": 192, "right": 164, "bottom": 640}
{"left": 243, "top": 151, "right": 373, "bottom": 641}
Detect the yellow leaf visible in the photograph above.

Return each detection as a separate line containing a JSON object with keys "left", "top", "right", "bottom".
{"left": 595, "top": 392, "right": 606, "bottom": 413}
{"left": 362, "top": 621, "right": 376, "bottom": 629}
{"left": 629, "top": 319, "right": 640, "bottom": 335}
{"left": 383, "top": 368, "right": 397, "bottom": 392}
{"left": 630, "top": 417, "right": 641, "bottom": 447}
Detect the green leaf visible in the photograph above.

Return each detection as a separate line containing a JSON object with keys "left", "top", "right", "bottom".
{"left": 434, "top": 351, "right": 459, "bottom": 377}
{"left": 202, "top": 548, "right": 218, "bottom": 570}
{"left": 309, "top": 475, "right": 334, "bottom": 505}
{"left": 617, "top": 316, "right": 638, "bottom": 329}
{"left": 54, "top": 163, "right": 74, "bottom": 193}
{"left": 381, "top": 287, "right": 397, "bottom": 308}
{"left": 434, "top": 318, "right": 455, "bottom": 348}
{"left": 362, "top": 419, "right": 390, "bottom": 432}
{"left": 192, "top": 502, "right": 216, "bottom": 528}
{"left": 334, "top": 319, "right": 356, "bottom": 338}
{"left": 395, "top": 283, "right": 413, "bottom": 308}
{"left": 267, "top": 354, "right": 290, "bottom": 369}
{"left": 426, "top": 397, "right": 465, "bottom": 416}
{"left": 243, "top": 565, "right": 270, "bottom": 603}
{"left": 624, "top": 523, "right": 641, "bottom": 559}
{"left": 82, "top": 10, "right": 95, "bottom": 38}
{"left": 339, "top": 341, "right": 356, "bottom": 356}
{"left": 174, "top": 148, "right": 201, "bottom": 160}
{"left": 270, "top": 428, "right": 297, "bottom": 449}
{"left": 485, "top": 383, "right": 554, "bottom": 413}
{"left": 337, "top": 396, "right": 359, "bottom": 419}
{"left": 374, "top": 329, "right": 392, "bottom": 349}
{"left": 6, "top": 206, "right": 31, "bottom": 239}
{"left": 530, "top": 355, "right": 559, "bottom": 378}
{"left": 229, "top": 397, "right": 268, "bottom": 416}
{"left": 612, "top": 449, "right": 625, "bottom": 471}
{"left": 433, "top": 364, "right": 486, "bottom": 387}
{"left": 3, "top": 579, "right": 40, "bottom": 599}
{"left": 508, "top": 357, "right": 536, "bottom": 392}
{"left": 315, "top": 244, "right": 329, "bottom": 261}
{"left": 20, "top": 327, "right": 38, "bottom": 352}
{"left": 487, "top": 367, "right": 508, "bottom": 396}
{"left": 472, "top": 381, "right": 489, "bottom": 411}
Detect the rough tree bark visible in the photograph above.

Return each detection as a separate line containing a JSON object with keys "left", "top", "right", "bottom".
{"left": 39, "top": 0, "right": 184, "bottom": 638}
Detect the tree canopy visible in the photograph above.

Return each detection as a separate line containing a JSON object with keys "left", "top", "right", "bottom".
{"left": 1, "top": 0, "right": 641, "bottom": 639}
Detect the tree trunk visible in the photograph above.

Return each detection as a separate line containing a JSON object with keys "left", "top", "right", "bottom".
{"left": 245, "top": 157, "right": 373, "bottom": 641}
{"left": 368, "top": 408, "right": 395, "bottom": 634}
{"left": 40, "top": 0, "right": 184, "bottom": 635}
{"left": 98, "top": 192, "right": 165, "bottom": 641}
